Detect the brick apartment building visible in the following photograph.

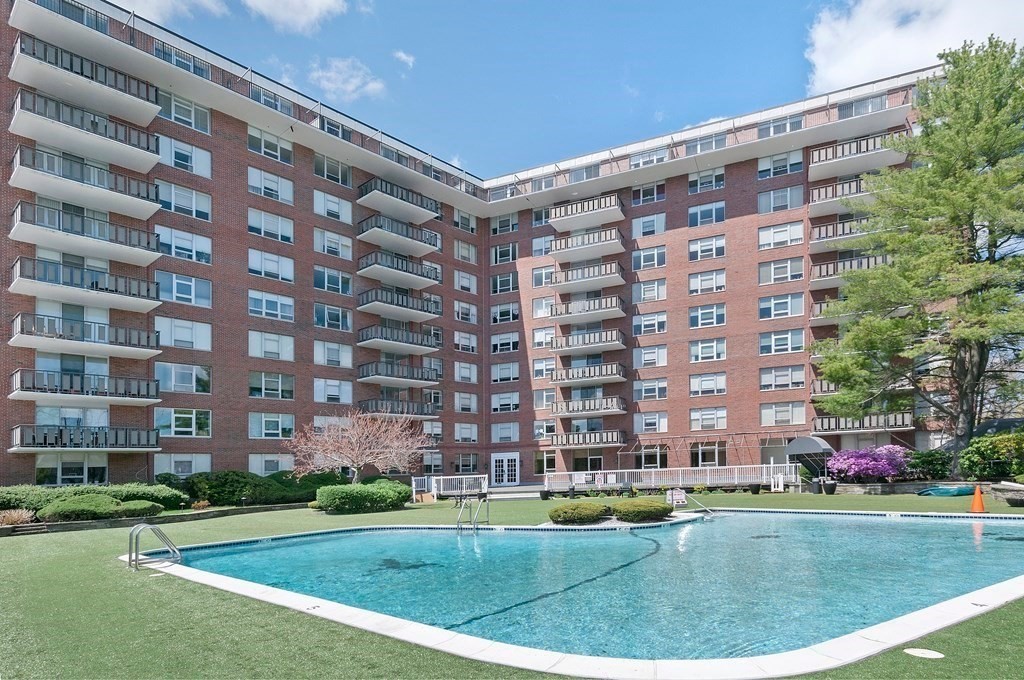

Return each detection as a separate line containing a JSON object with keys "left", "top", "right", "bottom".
{"left": 0, "top": 0, "right": 945, "bottom": 488}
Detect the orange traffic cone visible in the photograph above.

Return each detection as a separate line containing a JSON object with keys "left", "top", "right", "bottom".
{"left": 970, "top": 485, "right": 986, "bottom": 514}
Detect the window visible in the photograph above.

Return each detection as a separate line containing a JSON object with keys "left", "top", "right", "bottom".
{"left": 248, "top": 208, "right": 293, "bottom": 244}
{"left": 533, "top": 297, "right": 555, "bottom": 318}
{"left": 313, "top": 229, "right": 352, "bottom": 260}
{"left": 630, "top": 148, "right": 668, "bottom": 168}
{"left": 455, "top": 424, "right": 478, "bottom": 444}
{"left": 759, "top": 257, "right": 804, "bottom": 284}
{"left": 155, "top": 226, "right": 211, "bottom": 263}
{"left": 688, "top": 167, "right": 724, "bottom": 194}
{"left": 454, "top": 210, "right": 477, "bottom": 234}
{"left": 633, "top": 312, "right": 667, "bottom": 336}
{"left": 454, "top": 300, "right": 478, "bottom": 324}
{"left": 759, "top": 293, "right": 804, "bottom": 319}
{"left": 533, "top": 327, "right": 554, "bottom": 349}
{"left": 531, "top": 175, "right": 555, "bottom": 191}
{"left": 35, "top": 452, "right": 108, "bottom": 485}
{"left": 314, "top": 303, "right": 351, "bottom": 331}
{"left": 760, "top": 365, "right": 806, "bottom": 391}
{"left": 454, "top": 240, "right": 477, "bottom": 263}
{"left": 489, "top": 184, "right": 516, "bottom": 201}
{"left": 532, "top": 207, "right": 550, "bottom": 227}
{"left": 157, "top": 92, "right": 209, "bottom": 133}
{"left": 313, "top": 378, "right": 353, "bottom": 404}
{"left": 157, "top": 135, "right": 211, "bottom": 177}
{"left": 491, "top": 242, "right": 518, "bottom": 264}
{"left": 690, "top": 372, "right": 726, "bottom": 397}
{"left": 759, "top": 329, "right": 805, "bottom": 355}
{"left": 313, "top": 152, "right": 350, "bottom": 185}
{"left": 688, "top": 201, "right": 725, "bottom": 227}
{"left": 691, "top": 441, "right": 726, "bottom": 467}
{"left": 688, "top": 235, "right": 725, "bottom": 261}
{"left": 313, "top": 265, "right": 352, "bottom": 295}
{"left": 632, "top": 182, "right": 665, "bottom": 206}
{"left": 155, "top": 317, "right": 211, "bottom": 350}
{"left": 423, "top": 357, "right": 443, "bottom": 379}
{"left": 634, "top": 378, "right": 667, "bottom": 400}
{"left": 758, "top": 151, "right": 803, "bottom": 179}
{"left": 249, "top": 453, "right": 294, "bottom": 476}
{"left": 491, "top": 392, "right": 520, "bottom": 413}
{"left": 632, "top": 213, "right": 666, "bottom": 238}
{"left": 690, "top": 407, "right": 726, "bottom": 431}
{"left": 454, "top": 270, "right": 478, "bottom": 294}
{"left": 690, "top": 338, "right": 726, "bottom": 362}
{"left": 568, "top": 164, "right": 599, "bottom": 183}
{"left": 532, "top": 235, "right": 553, "bottom": 256}
{"left": 758, "top": 115, "right": 802, "bottom": 139}
{"left": 250, "top": 84, "right": 293, "bottom": 116}
{"left": 689, "top": 269, "right": 726, "bottom": 295}
{"left": 632, "top": 246, "right": 666, "bottom": 271}
{"left": 423, "top": 389, "right": 443, "bottom": 411}
{"left": 689, "top": 303, "right": 726, "bottom": 328}
{"left": 314, "top": 340, "right": 352, "bottom": 368}
{"left": 533, "top": 357, "right": 555, "bottom": 379}
{"left": 633, "top": 279, "right": 667, "bottom": 303}
{"left": 761, "top": 401, "right": 807, "bottom": 426}
{"left": 634, "top": 345, "right": 668, "bottom": 368}
{"left": 248, "top": 249, "right": 295, "bottom": 283}
{"left": 532, "top": 266, "right": 554, "bottom": 287}
{"left": 248, "top": 167, "right": 293, "bottom": 204}
{"left": 491, "top": 302, "right": 520, "bottom": 324}
{"left": 491, "top": 422, "right": 519, "bottom": 443}
{"left": 155, "top": 408, "right": 211, "bottom": 437}
{"left": 491, "top": 272, "right": 518, "bottom": 294}
{"left": 454, "top": 361, "right": 478, "bottom": 384}
{"left": 454, "top": 393, "right": 478, "bottom": 414}
{"left": 248, "top": 290, "right": 295, "bottom": 321}
{"left": 154, "top": 453, "right": 211, "bottom": 478}
{"left": 248, "top": 331, "right": 294, "bottom": 361}
{"left": 453, "top": 331, "right": 477, "bottom": 353}
{"left": 156, "top": 271, "right": 211, "bottom": 307}
{"left": 685, "top": 133, "right": 726, "bottom": 155}
{"left": 534, "top": 421, "right": 556, "bottom": 441}
{"left": 421, "top": 451, "right": 442, "bottom": 475}
{"left": 636, "top": 445, "right": 668, "bottom": 470}
{"left": 155, "top": 181, "right": 211, "bottom": 220}
{"left": 635, "top": 412, "right": 668, "bottom": 434}
{"left": 758, "top": 186, "right": 804, "bottom": 214}
{"left": 155, "top": 363, "right": 210, "bottom": 394}
{"left": 249, "top": 372, "right": 294, "bottom": 400}
{"left": 313, "top": 190, "right": 352, "bottom": 223}
{"left": 248, "top": 412, "right": 294, "bottom": 439}
{"left": 534, "top": 388, "right": 556, "bottom": 409}
{"left": 758, "top": 222, "right": 804, "bottom": 250}
{"left": 491, "top": 332, "right": 520, "bottom": 353}
{"left": 491, "top": 213, "right": 518, "bottom": 235}
{"left": 455, "top": 454, "right": 479, "bottom": 474}
{"left": 248, "top": 126, "right": 293, "bottom": 164}
{"left": 838, "top": 94, "right": 886, "bottom": 119}
{"left": 492, "top": 361, "right": 521, "bottom": 383}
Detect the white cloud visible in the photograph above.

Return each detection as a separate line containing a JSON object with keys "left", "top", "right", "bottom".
{"left": 653, "top": 110, "right": 665, "bottom": 123}
{"left": 308, "top": 57, "right": 386, "bottom": 103}
{"left": 242, "top": 0, "right": 348, "bottom": 35}
{"left": 692, "top": 115, "right": 726, "bottom": 127}
{"left": 356, "top": 0, "right": 375, "bottom": 14}
{"left": 393, "top": 50, "right": 416, "bottom": 69}
{"left": 264, "top": 56, "right": 296, "bottom": 88}
{"left": 623, "top": 84, "right": 640, "bottom": 98}
{"left": 806, "top": 0, "right": 1024, "bottom": 94}
{"left": 115, "top": 0, "right": 227, "bottom": 23}
{"left": 449, "top": 155, "right": 462, "bottom": 168}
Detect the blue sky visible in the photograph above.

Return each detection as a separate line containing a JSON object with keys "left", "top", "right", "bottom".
{"left": 122, "top": 0, "right": 1022, "bottom": 177}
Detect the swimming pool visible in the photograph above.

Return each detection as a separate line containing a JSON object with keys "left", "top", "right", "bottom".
{"left": 172, "top": 512, "right": 1024, "bottom": 662}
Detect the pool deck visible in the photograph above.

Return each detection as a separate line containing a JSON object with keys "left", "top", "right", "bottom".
{"left": 123, "top": 511, "right": 1024, "bottom": 680}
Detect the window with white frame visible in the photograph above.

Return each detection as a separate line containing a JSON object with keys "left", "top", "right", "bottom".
{"left": 568, "top": 164, "right": 599, "bottom": 183}
{"left": 454, "top": 300, "right": 478, "bottom": 324}
{"left": 248, "top": 249, "right": 295, "bottom": 282}
{"left": 157, "top": 135, "right": 211, "bottom": 177}
{"left": 313, "top": 378, "right": 353, "bottom": 404}
{"left": 690, "top": 372, "right": 726, "bottom": 397}
{"left": 533, "top": 357, "right": 555, "bottom": 378}
{"left": 155, "top": 362, "right": 211, "bottom": 394}
{"left": 313, "top": 152, "right": 351, "bottom": 185}
{"left": 454, "top": 423, "right": 478, "bottom": 443}
{"left": 533, "top": 296, "right": 555, "bottom": 318}
{"left": 248, "top": 330, "right": 294, "bottom": 361}
{"left": 685, "top": 132, "right": 726, "bottom": 155}
{"left": 156, "top": 180, "right": 211, "bottom": 220}
{"left": 634, "top": 345, "right": 668, "bottom": 368}
{"left": 691, "top": 441, "right": 726, "bottom": 466}
{"left": 155, "top": 317, "right": 211, "bottom": 350}
{"left": 491, "top": 271, "right": 518, "bottom": 294}
{"left": 633, "top": 279, "right": 667, "bottom": 303}
{"left": 689, "top": 303, "right": 726, "bottom": 328}
{"left": 635, "top": 411, "right": 668, "bottom": 433}
{"left": 690, "top": 338, "right": 726, "bottom": 362}
{"left": 634, "top": 377, "right": 667, "bottom": 400}
{"left": 491, "top": 213, "right": 518, "bottom": 235}
{"left": 632, "top": 246, "right": 666, "bottom": 270}
{"left": 491, "top": 302, "right": 520, "bottom": 324}
{"left": 533, "top": 327, "right": 554, "bottom": 348}
{"left": 758, "top": 114, "right": 802, "bottom": 139}
{"left": 532, "top": 207, "right": 550, "bottom": 227}
{"left": 248, "top": 208, "right": 293, "bottom": 243}
{"left": 838, "top": 94, "right": 886, "bottom": 119}
{"left": 491, "top": 242, "right": 518, "bottom": 264}
{"left": 454, "top": 240, "right": 477, "bottom": 263}
{"left": 313, "top": 265, "right": 352, "bottom": 295}
{"left": 688, "top": 167, "right": 724, "bottom": 194}
{"left": 248, "top": 290, "right": 294, "bottom": 321}
{"left": 630, "top": 148, "right": 667, "bottom": 168}
{"left": 454, "top": 270, "right": 478, "bottom": 294}
{"left": 155, "top": 226, "right": 211, "bottom": 263}
{"left": 534, "top": 420, "right": 556, "bottom": 440}
{"left": 758, "top": 186, "right": 804, "bottom": 214}
{"left": 157, "top": 92, "right": 210, "bottom": 133}
{"left": 313, "top": 228, "right": 352, "bottom": 259}
{"left": 491, "top": 332, "right": 520, "bottom": 353}
{"left": 155, "top": 408, "right": 211, "bottom": 437}
{"left": 422, "top": 451, "right": 442, "bottom": 475}
{"left": 454, "top": 361, "right": 478, "bottom": 384}
{"left": 35, "top": 452, "right": 108, "bottom": 485}
{"left": 248, "top": 167, "right": 293, "bottom": 204}
{"left": 759, "top": 293, "right": 804, "bottom": 319}
{"left": 453, "top": 331, "right": 477, "bottom": 353}
{"left": 313, "top": 302, "right": 351, "bottom": 332}
{"left": 423, "top": 357, "right": 443, "bottom": 379}
{"left": 454, "top": 209, "right": 476, "bottom": 234}
{"left": 154, "top": 453, "right": 211, "bottom": 477}
{"left": 688, "top": 269, "right": 726, "bottom": 295}
{"left": 633, "top": 312, "right": 667, "bottom": 336}
{"left": 491, "top": 422, "right": 519, "bottom": 443}
{"left": 690, "top": 407, "right": 726, "bottom": 431}
{"left": 454, "top": 392, "right": 478, "bottom": 414}
{"left": 491, "top": 392, "right": 520, "bottom": 413}
{"left": 758, "top": 222, "right": 804, "bottom": 250}
{"left": 531, "top": 266, "right": 554, "bottom": 287}
{"left": 759, "top": 257, "right": 804, "bottom": 284}
{"left": 423, "top": 389, "right": 443, "bottom": 411}
{"left": 534, "top": 388, "right": 556, "bottom": 409}
{"left": 492, "top": 362, "right": 520, "bottom": 383}
{"left": 313, "top": 190, "right": 352, "bottom": 223}
{"left": 249, "top": 453, "right": 294, "bottom": 476}
{"left": 532, "top": 175, "right": 556, "bottom": 191}
{"left": 759, "top": 365, "right": 805, "bottom": 391}
{"left": 248, "top": 412, "right": 294, "bottom": 439}
{"left": 631, "top": 182, "right": 665, "bottom": 206}
{"left": 156, "top": 271, "right": 212, "bottom": 307}
{"left": 632, "top": 213, "right": 666, "bottom": 238}
{"left": 532, "top": 235, "right": 553, "bottom": 256}
{"left": 313, "top": 340, "right": 352, "bottom": 368}
{"left": 757, "top": 150, "right": 803, "bottom": 179}
{"left": 248, "top": 126, "right": 293, "bottom": 164}
{"left": 761, "top": 401, "right": 807, "bottom": 426}
{"left": 688, "top": 234, "right": 725, "bottom": 261}
{"left": 249, "top": 371, "right": 295, "bottom": 400}
{"left": 456, "top": 453, "right": 479, "bottom": 473}
{"left": 759, "top": 329, "right": 804, "bottom": 355}
{"left": 688, "top": 201, "right": 725, "bottom": 227}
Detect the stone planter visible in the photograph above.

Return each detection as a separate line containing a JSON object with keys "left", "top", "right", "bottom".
{"left": 990, "top": 484, "right": 1024, "bottom": 507}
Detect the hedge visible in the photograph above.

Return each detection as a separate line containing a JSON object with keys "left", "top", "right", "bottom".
{"left": 35, "top": 494, "right": 163, "bottom": 522}
{"left": 316, "top": 480, "right": 411, "bottom": 514}
{"left": 0, "top": 483, "right": 187, "bottom": 512}
{"left": 548, "top": 502, "right": 610, "bottom": 525}
{"left": 612, "top": 499, "right": 674, "bottom": 523}
{"left": 959, "top": 433, "right": 1024, "bottom": 480}
{"left": 266, "top": 470, "right": 349, "bottom": 502}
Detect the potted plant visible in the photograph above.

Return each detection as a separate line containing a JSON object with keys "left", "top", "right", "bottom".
{"left": 539, "top": 489, "right": 550, "bottom": 501}
{"left": 823, "top": 479, "right": 838, "bottom": 495}
{"left": 749, "top": 483, "right": 762, "bottom": 495}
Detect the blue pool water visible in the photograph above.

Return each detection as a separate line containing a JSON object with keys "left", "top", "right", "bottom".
{"left": 181, "top": 513, "right": 1024, "bottom": 659}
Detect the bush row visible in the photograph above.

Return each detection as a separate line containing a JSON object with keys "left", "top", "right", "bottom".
{"left": 548, "top": 502, "right": 610, "bottom": 525}
{"left": 611, "top": 499, "right": 674, "bottom": 523}
{"left": 36, "top": 494, "right": 163, "bottom": 523}
{"left": 316, "top": 479, "right": 412, "bottom": 514}
{"left": 0, "top": 483, "right": 188, "bottom": 512}
{"left": 157, "top": 470, "right": 350, "bottom": 506}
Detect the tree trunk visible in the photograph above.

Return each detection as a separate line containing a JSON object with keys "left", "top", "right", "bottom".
{"left": 948, "top": 340, "right": 989, "bottom": 478}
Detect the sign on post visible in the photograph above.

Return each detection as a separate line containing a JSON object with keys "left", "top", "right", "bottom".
{"left": 666, "top": 488, "right": 687, "bottom": 507}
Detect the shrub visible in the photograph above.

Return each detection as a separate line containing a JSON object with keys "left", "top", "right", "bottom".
{"left": 827, "top": 445, "right": 911, "bottom": 482}
{"left": 1015, "top": 474, "right": 1024, "bottom": 484}
{"left": 910, "top": 449, "right": 954, "bottom": 480}
{"left": 36, "top": 494, "right": 121, "bottom": 522}
{"left": 316, "top": 480, "right": 411, "bottom": 514}
{"left": 548, "top": 502, "right": 610, "bottom": 525}
{"left": 0, "top": 508, "right": 35, "bottom": 525}
{"left": 154, "top": 473, "right": 187, "bottom": 491}
{"left": 0, "top": 483, "right": 186, "bottom": 512}
{"left": 960, "top": 433, "right": 1024, "bottom": 480}
{"left": 358, "top": 474, "right": 389, "bottom": 485}
{"left": 118, "top": 500, "right": 164, "bottom": 518}
{"left": 191, "top": 500, "right": 211, "bottom": 511}
{"left": 612, "top": 499, "right": 674, "bottom": 523}
{"left": 100, "top": 483, "right": 188, "bottom": 510}
{"left": 184, "top": 471, "right": 285, "bottom": 506}
{"left": 308, "top": 501, "right": 320, "bottom": 510}
{"left": 266, "top": 470, "right": 349, "bottom": 503}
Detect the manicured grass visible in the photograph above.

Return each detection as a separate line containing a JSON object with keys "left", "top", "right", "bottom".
{"left": 0, "top": 493, "right": 1021, "bottom": 679}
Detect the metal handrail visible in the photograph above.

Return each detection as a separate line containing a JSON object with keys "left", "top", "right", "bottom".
{"left": 128, "top": 523, "right": 181, "bottom": 570}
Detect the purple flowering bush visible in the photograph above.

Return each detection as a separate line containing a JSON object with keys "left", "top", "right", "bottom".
{"left": 827, "top": 445, "right": 911, "bottom": 483}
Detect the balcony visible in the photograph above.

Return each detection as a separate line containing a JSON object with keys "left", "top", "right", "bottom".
{"left": 9, "top": 424, "right": 160, "bottom": 453}
{"left": 9, "top": 257, "right": 161, "bottom": 312}
{"left": 549, "top": 296, "right": 626, "bottom": 324}
{"left": 813, "top": 411, "right": 915, "bottom": 434}
{"left": 9, "top": 34, "right": 160, "bottom": 126}
{"left": 356, "top": 326, "right": 441, "bottom": 355}
{"left": 550, "top": 362, "right": 627, "bottom": 387}
{"left": 808, "top": 177, "right": 874, "bottom": 218}
{"left": 809, "top": 255, "right": 888, "bottom": 290}
{"left": 9, "top": 313, "right": 160, "bottom": 359}
{"left": 9, "top": 146, "right": 160, "bottom": 219}
{"left": 548, "top": 195, "right": 624, "bottom": 232}
{"left": 357, "top": 362, "right": 439, "bottom": 388}
{"left": 810, "top": 380, "right": 839, "bottom": 397}
{"left": 357, "top": 215, "right": 439, "bottom": 257}
{"left": 809, "top": 216, "right": 870, "bottom": 253}
{"left": 356, "top": 289, "right": 442, "bottom": 323}
{"left": 9, "top": 369, "right": 160, "bottom": 406}
{"left": 549, "top": 229, "right": 625, "bottom": 263}
{"left": 550, "top": 330, "right": 626, "bottom": 356}
{"left": 549, "top": 262, "right": 625, "bottom": 295}
{"left": 357, "top": 178, "right": 440, "bottom": 225}
{"left": 358, "top": 399, "right": 438, "bottom": 420}
{"left": 10, "top": 202, "right": 161, "bottom": 266}
{"left": 357, "top": 251, "right": 440, "bottom": 290}
{"left": 551, "top": 430, "right": 627, "bottom": 449}
{"left": 550, "top": 396, "right": 627, "bottom": 417}
{"left": 10, "top": 90, "right": 160, "bottom": 172}
{"left": 808, "top": 132, "right": 907, "bottom": 182}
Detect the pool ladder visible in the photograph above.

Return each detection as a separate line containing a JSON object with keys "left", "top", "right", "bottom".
{"left": 127, "top": 523, "right": 181, "bottom": 571}
{"left": 456, "top": 493, "right": 490, "bottom": 533}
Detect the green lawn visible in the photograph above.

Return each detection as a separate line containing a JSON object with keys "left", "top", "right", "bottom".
{"left": 1, "top": 494, "right": 1021, "bottom": 679}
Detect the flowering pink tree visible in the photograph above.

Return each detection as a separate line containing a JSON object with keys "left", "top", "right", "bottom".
{"left": 284, "top": 409, "right": 432, "bottom": 482}
{"left": 827, "top": 445, "right": 911, "bottom": 483}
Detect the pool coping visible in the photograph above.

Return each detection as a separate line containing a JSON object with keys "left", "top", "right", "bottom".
{"left": 122, "top": 512, "right": 1024, "bottom": 680}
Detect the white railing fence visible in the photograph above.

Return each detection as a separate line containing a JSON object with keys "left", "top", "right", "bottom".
{"left": 543, "top": 464, "right": 801, "bottom": 491}
{"left": 428, "top": 474, "right": 488, "bottom": 499}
